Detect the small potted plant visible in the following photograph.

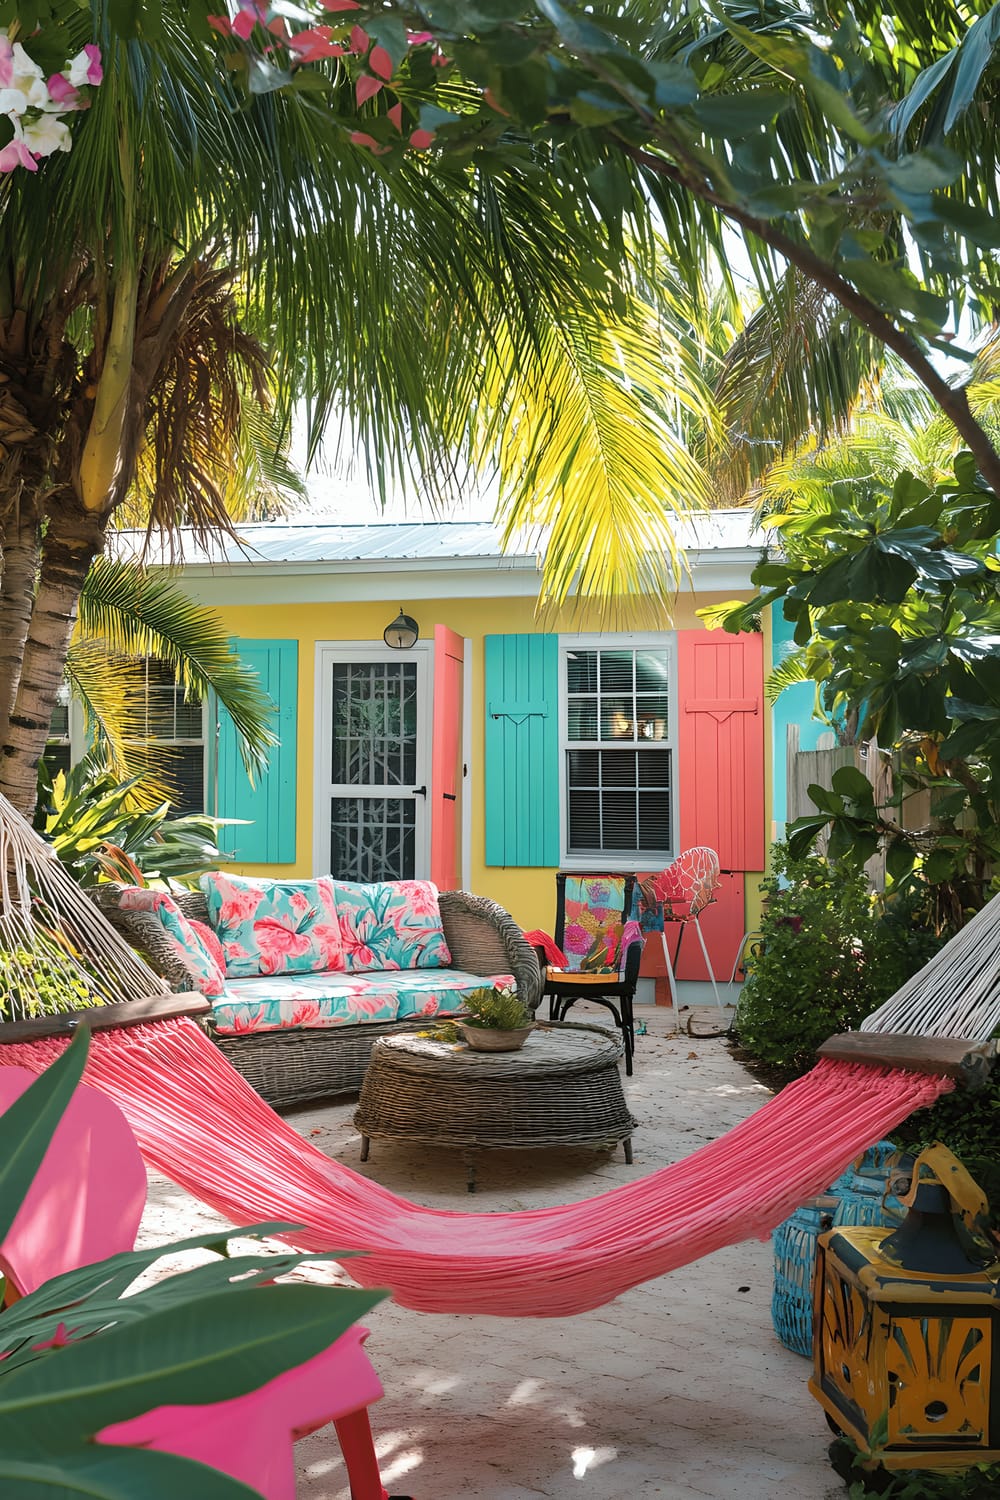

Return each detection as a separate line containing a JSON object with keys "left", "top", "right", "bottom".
{"left": 456, "top": 985, "right": 534, "bottom": 1052}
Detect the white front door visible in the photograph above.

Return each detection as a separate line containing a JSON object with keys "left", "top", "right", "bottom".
{"left": 314, "top": 643, "right": 431, "bottom": 880}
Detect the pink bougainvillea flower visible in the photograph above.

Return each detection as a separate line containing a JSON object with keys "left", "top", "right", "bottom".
{"left": 369, "top": 45, "right": 393, "bottom": 80}
{"left": 0, "top": 37, "right": 15, "bottom": 89}
{"left": 349, "top": 24, "right": 369, "bottom": 53}
{"left": 267, "top": 15, "right": 290, "bottom": 40}
{"left": 46, "top": 72, "right": 78, "bottom": 107}
{"left": 232, "top": 9, "right": 258, "bottom": 39}
{"left": 356, "top": 74, "right": 383, "bottom": 105}
{"left": 0, "top": 137, "right": 38, "bottom": 172}
{"left": 349, "top": 130, "right": 390, "bottom": 155}
{"left": 321, "top": 0, "right": 360, "bottom": 9}
{"left": 409, "top": 128, "right": 435, "bottom": 149}
{"left": 65, "top": 44, "right": 102, "bottom": 88}
{"left": 207, "top": 14, "right": 233, "bottom": 36}
{"left": 388, "top": 101, "right": 403, "bottom": 131}
{"left": 407, "top": 31, "right": 434, "bottom": 45}
{"left": 287, "top": 26, "right": 343, "bottom": 60}
{"left": 431, "top": 51, "right": 451, "bottom": 67}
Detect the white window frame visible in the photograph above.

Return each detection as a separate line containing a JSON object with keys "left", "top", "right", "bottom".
{"left": 558, "top": 631, "right": 678, "bottom": 872}
{"left": 47, "top": 664, "right": 208, "bottom": 813}
{"left": 313, "top": 640, "right": 433, "bottom": 879}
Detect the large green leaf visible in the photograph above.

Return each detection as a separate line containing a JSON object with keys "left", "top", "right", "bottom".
{"left": 0, "top": 1283, "right": 382, "bottom": 1440}
{"left": 0, "top": 1031, "right": 89, "bottom": 1246}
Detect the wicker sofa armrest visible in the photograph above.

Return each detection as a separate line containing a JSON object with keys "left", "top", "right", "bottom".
{"left": 438, "top": 890, "right": 542, "bottom": 1013}
{"left": 88, "top": 886, "right": 207, "bottom": 994}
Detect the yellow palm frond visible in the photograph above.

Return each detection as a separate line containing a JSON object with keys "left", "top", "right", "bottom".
{"left": 478, "top": 299, "right": 717, "bottom": 612}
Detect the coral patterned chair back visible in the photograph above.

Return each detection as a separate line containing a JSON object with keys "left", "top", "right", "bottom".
{"left": 556, "top": 873, "right": 635, "bottom": 974}
{"left": 649, "top": 847, "right": 721, "bottom": 922}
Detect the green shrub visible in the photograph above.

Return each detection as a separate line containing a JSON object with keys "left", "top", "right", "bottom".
{"left": 735, "top": 844, "right": 947, "bottom": 1083}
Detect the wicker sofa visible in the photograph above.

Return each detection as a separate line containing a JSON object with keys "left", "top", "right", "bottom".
{"left": 97, "top": 884, "right": 541, "bottom": 1110}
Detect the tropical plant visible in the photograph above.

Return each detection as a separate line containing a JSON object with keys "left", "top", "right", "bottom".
{"left": 461, "top": 985, "right": 533, "bottom": 1030}
{"left": 0, "top": 1, "right": 722, "bottom": 819}
{"left": 70, "top": 556, "right": 279, "bottom": 795}
{"left": 705, "top": 453, "right": 1000, "bottom": 923}
{"left": 0, "top": 1030, "right": 383, "bottom": 1496}
{"left": 34, "top": 749, "right": 237, "bottom": 887}
{"left": 734, "top": 843, "right": 945, "bottom": 1083}
{"left": 830, "top": 1436, "right": 1000, "bottom": 1497}
{"left": 260, "top": 0, "right": 1000, "bottom": 474}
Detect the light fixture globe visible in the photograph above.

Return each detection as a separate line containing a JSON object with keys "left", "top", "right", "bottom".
{"left": 383, "top": 608, "right": 419, "bottom": 650}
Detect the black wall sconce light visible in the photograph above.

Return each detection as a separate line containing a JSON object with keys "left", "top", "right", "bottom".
{"left": 383, "top": 608, "right": 420, "bottom": 650}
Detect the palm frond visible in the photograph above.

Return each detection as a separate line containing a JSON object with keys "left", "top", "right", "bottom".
{"left": 77, "top": 558, "right": 277, "bottom": 776}
{"left": 766, "top": 649, "right": 811, "bottom": 704}
{"left": 479, "top": 298, "right": 718, "bottom": 610}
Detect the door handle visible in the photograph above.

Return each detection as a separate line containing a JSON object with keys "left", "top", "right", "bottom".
{"left": 411, "top": 785, "right": 427, "bottom": 797}
{"left": 442, "top": 792, "right": 457, "bottom": 802}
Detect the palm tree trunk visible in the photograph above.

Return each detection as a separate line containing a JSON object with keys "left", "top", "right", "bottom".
{"left": 0, "top": 491, "right": 41, "bottom": 746}
{"left": 0, "top": 497, "right": 104, "bottom": 816}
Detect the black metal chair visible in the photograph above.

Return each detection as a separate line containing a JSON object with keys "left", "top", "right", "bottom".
{"left": 534, "top": 872, "right": 645, "bottom": 1075}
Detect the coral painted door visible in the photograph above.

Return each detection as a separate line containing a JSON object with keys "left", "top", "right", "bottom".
{"left": 431, "top": 626, "right": 464, "bottom": 890}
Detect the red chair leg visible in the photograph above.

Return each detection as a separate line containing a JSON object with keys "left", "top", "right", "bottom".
{"left": 333, "top": 1408, "right": 388, "bottom": 1500}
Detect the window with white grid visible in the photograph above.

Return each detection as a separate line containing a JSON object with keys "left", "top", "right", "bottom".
{"left": 561, "top": 637, "right": 675, "bottom": 865}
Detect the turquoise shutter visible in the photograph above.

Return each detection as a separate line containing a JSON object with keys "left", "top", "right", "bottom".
{"left": 215, "top": 639, "right": 297, "bottom": 863}
{"left": 484, "top": 633, "right": 560, "bottom": 866}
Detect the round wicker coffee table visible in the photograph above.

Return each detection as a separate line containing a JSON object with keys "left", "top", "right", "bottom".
{"left": 354, "top": 1021, "right": 635, "bottom": 1191}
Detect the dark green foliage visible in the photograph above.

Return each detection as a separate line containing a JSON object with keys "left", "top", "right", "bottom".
{"left": 830, "top": 1436, "right": 1000, "bottom": 1496}
{"left": 735, "top": 844, "right": 946, "bottom": 1082}
{"left": 892, "top": 1072, "right": 1000, "bottom": 1230}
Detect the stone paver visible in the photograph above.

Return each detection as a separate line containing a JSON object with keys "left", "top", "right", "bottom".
{"left": 138, "top": 1005, "right": 846, "bottom": 1500}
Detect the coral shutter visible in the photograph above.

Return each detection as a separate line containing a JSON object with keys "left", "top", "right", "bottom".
{"left": 431, "top": 625, "right": 464, "bottom": 890}
{"left": 671, "top": 629, "right": 764, "bottom": 981}
{"left": 677, "top": 629, "right": 764, "bottom": 869}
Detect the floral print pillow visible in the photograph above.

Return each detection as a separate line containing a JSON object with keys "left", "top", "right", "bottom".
{"left": 200, "top": 873, "right": 346, "bottom": 978}
{"left": 118, "top": 887, "right": 226, "bottom": 997}
{"left": 329, "top": 879, "right": 451, "bottom": 973}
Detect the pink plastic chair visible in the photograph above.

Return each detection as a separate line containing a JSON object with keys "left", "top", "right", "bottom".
{"left": 645, "top": 847, "right": 723, "bottom": 1021}
{"left": 0, "top": 1066, "right": 393, "bottom": 1500}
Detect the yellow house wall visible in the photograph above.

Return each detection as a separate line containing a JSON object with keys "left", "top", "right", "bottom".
{"left": 211, "top": 588, "right": 766, "bottom": 942}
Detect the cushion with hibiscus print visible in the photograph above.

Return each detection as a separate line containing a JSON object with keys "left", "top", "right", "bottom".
{"left": 329, "top": 879, "right": 451, "bottom": 972}
{"left": 118, "top": 887, "right": 226, "bottom": 997}
{"left": 200, "top": 872, "right": 346, "bottom": 978}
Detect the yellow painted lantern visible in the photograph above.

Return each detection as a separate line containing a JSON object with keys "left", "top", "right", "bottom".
{"left": 810, "top": 1145, "right": 1000, "bottom": 1472}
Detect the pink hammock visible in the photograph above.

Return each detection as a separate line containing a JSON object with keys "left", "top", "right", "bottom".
{"left": 1, "top": 1018, "right": 949, "bottom": 1318}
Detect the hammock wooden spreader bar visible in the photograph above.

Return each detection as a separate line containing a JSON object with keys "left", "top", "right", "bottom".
{"left": 0, "top": 1018, "right": 950, "bottom": 1319}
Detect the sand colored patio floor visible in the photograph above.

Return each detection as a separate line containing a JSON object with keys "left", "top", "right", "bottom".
{"left": 138, "top": 1002, "right": 846, "bottom": 1500}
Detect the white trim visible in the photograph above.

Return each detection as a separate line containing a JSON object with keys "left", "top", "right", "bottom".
{"left": 168, "top": 551, "right": 758, "bottom": 607}
{"left": 313, "top": 640, "right": 432, "bottom": 879}
{"left": 557, "top": 631, "right": 677, "bottom": 872}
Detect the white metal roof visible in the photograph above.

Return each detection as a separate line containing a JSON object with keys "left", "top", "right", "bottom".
{"left": 115, "top": 509, "right": 762, "bottom": 568}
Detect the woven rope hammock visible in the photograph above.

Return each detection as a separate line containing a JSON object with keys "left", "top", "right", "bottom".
{"left": 0, "top": 790, "right": 993, "bottom": 1318}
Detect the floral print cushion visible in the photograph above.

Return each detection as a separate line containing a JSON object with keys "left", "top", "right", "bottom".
{"left": 200, "top": 872, "right": 346, "bottom": 978}
{"left": 210, "top": 973, "right": 398, "bottom": 1035}
{"left": 329, "top": 879, "right": 451, "bottom": 973}
{"left": 209, "top": 968, "right": 516, "bottom": 1035}
{"left": 372, "top": 969, "right": 516, "bottom": 1020}
{"left": 118, "top": 887, "right": 226, "bottom": 998}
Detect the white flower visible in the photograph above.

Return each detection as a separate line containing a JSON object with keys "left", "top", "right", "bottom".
{"left": 10, "top": 43, "right": 43, "bottom": 81}
{"left": 0, "top": 75, "right": 48, "bottom": 116}
{"left": 65, "top": 47, "right": 102, "bottom": 88}
{"left": 19, "top": 113, "right": 72, "bottom": 157}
